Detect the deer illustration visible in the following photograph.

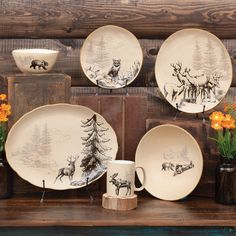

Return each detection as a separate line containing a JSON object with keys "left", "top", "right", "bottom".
{"left": 54, "top": 155, "right": 79, "bottom": 183}
{"left": 109, "top": 173, "right": 131, "bottom": 196}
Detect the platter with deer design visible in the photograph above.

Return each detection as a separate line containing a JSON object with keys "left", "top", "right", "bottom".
{"left": 80, "top": 25, "right": 143, "bottom": 89}
{"left": 155, "top": 28, "right": 232, "bottom": 113}
{"left": 5, "top": 104, "right": 118, "bottom": 190}
{"left": 135, "top": 124, "right": 203, "bottom": 201}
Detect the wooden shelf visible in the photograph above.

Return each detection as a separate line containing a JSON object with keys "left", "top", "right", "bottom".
{"left": 0, "top": 196, "right": 236, "bottom": 227}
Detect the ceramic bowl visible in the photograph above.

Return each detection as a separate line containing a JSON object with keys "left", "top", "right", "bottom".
{"left": 12, "top": 49, "right": 59, "bottom": 73}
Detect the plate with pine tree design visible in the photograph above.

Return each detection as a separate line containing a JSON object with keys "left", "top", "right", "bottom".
{"left": 5, "top": 104, "right": 118, "bottom": 190}
{"left": 155, "top": 28, "right": 232, "bottom": 113}
{"left": 80, "top": 25, "right": 143, "bottom": 89}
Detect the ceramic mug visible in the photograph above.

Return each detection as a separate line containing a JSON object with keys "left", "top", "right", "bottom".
{"left": 107, "top": 160, "right": 145, "bottom": 198}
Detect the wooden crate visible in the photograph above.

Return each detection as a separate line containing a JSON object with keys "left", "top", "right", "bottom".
{"left": 0, "top": 73, "right": 71, "bottom": 197}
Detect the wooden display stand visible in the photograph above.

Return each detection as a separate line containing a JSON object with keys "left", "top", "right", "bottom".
{"left": 0, "top": 73, "right": 71, "bottom": 128}
{"left": 102, "top": 193, "right": 137, "bottom": 211}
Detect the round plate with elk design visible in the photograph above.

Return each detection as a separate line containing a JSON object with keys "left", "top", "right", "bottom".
{"left": 155, "top": 28, "right": 232, "bottom": 113}
{"left": 80, "top": 25, "right": 143, "bottom": 89}
{"left": 5, "top": 104, "right": 118, "bottom": 190}
{"left": 135, "top": 124, "right": 203, "bottom": 201}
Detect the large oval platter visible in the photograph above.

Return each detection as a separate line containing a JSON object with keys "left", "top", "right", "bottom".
{"left": 135, "top": 124, "right": 203, "bottom": 201}
{"left": 5, "top": 104, "right": 118, "bottom": 190}
{"left": 155, "top": 28, "right": 232, "bottom": 113}
{"left": 80, "top": 25, "right": 143, "bottom": 89}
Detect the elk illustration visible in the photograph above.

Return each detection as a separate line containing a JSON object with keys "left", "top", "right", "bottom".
{"left": 167, "top": 62, "right": 221, "bottom": 104}
{"left": 109, "top": 173, "right": 131, "bottom": 196}
{"left": 54, "top": 155, "right": 79, "bottom": 183}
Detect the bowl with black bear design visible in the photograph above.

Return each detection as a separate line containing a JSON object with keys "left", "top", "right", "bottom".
{"left": 12, "top": 49, "right": 59, "bottom": 73}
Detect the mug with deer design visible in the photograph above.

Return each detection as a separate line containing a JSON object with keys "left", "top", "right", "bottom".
{"left": 106, "top": 160, "right": 145, "bottom": 198}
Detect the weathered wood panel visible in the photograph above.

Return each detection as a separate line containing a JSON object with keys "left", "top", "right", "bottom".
{"left": 0, "top": 74, "right": 72, "bottom": 197}
{"left": 1, "top": 1, "right": 236, "bottom": 38}
{"left": 0, "top": 39, "right": 236, "bottom": 87}
{"left": 71, "top": 87, "right": 236, "bottom": 198}
{"left": 70, "top": 94, "right": 147, "bottom": 160}
{"left": 1, "top": 197, "right": 236, "bottom": 227}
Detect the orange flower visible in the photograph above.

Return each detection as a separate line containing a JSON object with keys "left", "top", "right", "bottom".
{"left": 209, "top": 111, "right": 225, "bottom": 122}
{"left": 0, "top": 112, "right": 8, "bottom": 122}
{"left": 211, "top": 121, "right": 223, "bottom": 130}
{"left": 1, "top": 104, "right": 11, "bottom": 116}
{"left": 222, "top": 114, "right": 236, "bottom": 129}
{"left": 0, "top": 94, "right": 6, "bottom": 101}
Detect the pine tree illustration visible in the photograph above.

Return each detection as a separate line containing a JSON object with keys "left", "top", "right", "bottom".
{"left": 218, "top": 47, "right": 231, "bottom": 79}
{"left": 85, "top": 41, "right": 95, "bottom": 65}
{"left": 96, "top": 35, "right": 110, "bottom": 67}
{"left": 192, "top": 40, "right": 202, "bottom": 71}
{"left": 203, "top": 38, "right": 217, "bottom": 76}
{"left": 20, "top": 126, "right": 41, "bottom": 159}
{"left": 80, "top": 114, "right": 112, "bottom": 175}
{"left": 41, "top": 123, "right": 51, "bottom": 156}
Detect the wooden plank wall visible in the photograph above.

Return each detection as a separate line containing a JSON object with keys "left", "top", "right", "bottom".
{"left": 0, "top": 0, "right": 236, "bottom": 198}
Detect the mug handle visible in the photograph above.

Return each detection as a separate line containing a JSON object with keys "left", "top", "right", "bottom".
{"left": 134, "top": 166, "right": 145, "bottom": 192}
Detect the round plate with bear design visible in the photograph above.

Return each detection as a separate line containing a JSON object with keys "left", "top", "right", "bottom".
{"left": 80, "top": 25, "right": 143, "bottom": 89}
{"left": 135, "top": 124, "right": 203, "bottom": 201}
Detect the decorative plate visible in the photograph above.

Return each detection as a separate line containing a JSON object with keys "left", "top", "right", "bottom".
{"left": 155, "top": 28, "right": 232, "bottom": 113}
{"left": 80, "top": 25, "right": 143, "bottom": 89}
{"left": 5, "top": 104, "right": 118, "bottom": 190}
{"left": 135, "top": 124, "right": 203, "bottom": 201}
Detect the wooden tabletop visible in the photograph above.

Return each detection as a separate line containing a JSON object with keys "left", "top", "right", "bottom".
{"left": 0, "top": 196, "right": 236, "bottom": 227}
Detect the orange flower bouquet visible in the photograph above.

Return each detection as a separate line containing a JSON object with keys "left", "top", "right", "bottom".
{"left": 0, "top": 94, "right": 11, "bottom": 152}
{"left": 209, "top": 108, "right": 236, "bottom": 160}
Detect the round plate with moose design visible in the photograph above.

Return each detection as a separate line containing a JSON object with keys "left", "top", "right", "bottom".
{"left": 80, "top": 25, "right": 143, "bottom": 89}
{"left": 5, "top": 104, "right": 118, "bottom": 190}
{"left": 155, "top": 28, "right": 232, "bottom": 113}
{"left": 135, "top": 124, "right": 203, "bottom": 201}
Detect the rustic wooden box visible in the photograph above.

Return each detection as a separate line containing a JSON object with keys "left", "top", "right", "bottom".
{"left": 0, "top": 73, "right": 71, "bottom": 197}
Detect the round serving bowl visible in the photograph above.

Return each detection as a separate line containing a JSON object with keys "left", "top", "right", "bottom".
{"left": 12, "top": 49, "right": 59, "bottom": 73}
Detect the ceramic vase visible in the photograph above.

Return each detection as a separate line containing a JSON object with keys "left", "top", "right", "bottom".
{"left": 0, "top": 151, "right": 12, "bottom": 199}
{"left": 216, "top": 157, "right": 236, "bottom": 204}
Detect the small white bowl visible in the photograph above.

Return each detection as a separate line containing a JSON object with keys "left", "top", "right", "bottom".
{"left": 12, "top": 49, "right": 59, "bottom": 73}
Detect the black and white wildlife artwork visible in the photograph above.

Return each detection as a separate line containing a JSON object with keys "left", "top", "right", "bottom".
{"left": 164, "top": 62, "right": 221, "bottom": 105}
{"left": 54, "top": 155, "right": 79, "bottom": 183}
{"left": 107, "top": 59, "right": 121, "bottom": 79}
{"left": 30, "top": 59, "right": 48, "bottom": 70}
{"left": 109, "top": 173, "right": 131, "bottom": 196}
{"left": 70, "top": 114, "right": 112, "bottom": 187}
{"left": 162, "top": 161, "right": 194, "bottom": 176}
{"left": 156, "top": 29, "right": 232, "bottom": 113}
{"left": 81, "top": 25, "right": 143, "bottom": 89}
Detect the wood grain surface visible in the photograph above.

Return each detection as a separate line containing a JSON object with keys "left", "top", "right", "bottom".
{"left": 0, "top": 39, "right": 235, "bottom": 87}
{"left": 0, "top": 197, "right": 236, "bottom": 227}
{"left": 1, "top": 1, "right": 236, "bottom": 38}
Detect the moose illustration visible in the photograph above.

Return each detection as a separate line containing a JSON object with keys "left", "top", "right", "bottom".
{"left": 109, "top": 173, "right": 131, "bottom": 196}
{"left": 30, "top": 59, "right": 48, "bottom": 70}
{"left": 54, "top": 155, "right": 79, "bottom": 183}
